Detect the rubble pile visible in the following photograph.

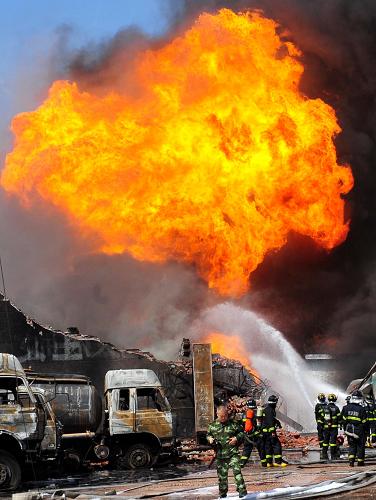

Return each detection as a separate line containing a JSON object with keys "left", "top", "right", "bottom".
{"left": 227, "top": 395, "right": 251, "bottom": 414}
{"left": 172, "top": 353, "right": 258, "bottom": 377}
{"left": 180, "top": 439, "right": 215, "bottom": 463}
{"left": 180, "top": 430, "right": 319, "bottom": 463}
{"left": 212, "top": 353, "right": 250, "bottom": 370}
{"left": 168, "top": 359, "right": 193, "bottom": 375}
{"left": 278, "top": 430, "right": 319, "bottom": 449}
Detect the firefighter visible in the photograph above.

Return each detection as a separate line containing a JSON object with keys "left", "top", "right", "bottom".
{"left": 315, "top": 393, "right": 327, "bottom": 451}
{"left": 341, "top": 390, "right": 368, "bottom": 466}
{"left": 256, "top": 404, "right": 266, "bottom": 466}
{"left": 364, "top": 394, "right": 376, "bottom": 446}
{"left": 207, "top": 405, "right": 247, "bottom": 498}
{"left": 240, "top": 399, "right": 266, "bottom": 468}
{"left": 321, "top": 393, "right": 341, "bottom": 459}
{"left": 262, "top": 394, "right": 286, "bottom": 467}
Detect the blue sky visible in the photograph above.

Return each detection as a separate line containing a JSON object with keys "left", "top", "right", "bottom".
{"left": 0, "top": 0, "right": 180, "bottom": 151}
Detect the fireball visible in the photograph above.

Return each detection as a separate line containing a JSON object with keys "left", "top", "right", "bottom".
{"left": 1, "top": 9, "right": 353, "bottom": 296}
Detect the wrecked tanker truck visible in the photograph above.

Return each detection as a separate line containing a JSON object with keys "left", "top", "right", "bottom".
{"left": 0, "top": 353, "right": 176, "bottom": 490}
{"left": 0, "top": 353, "right": 61, "bottom": 490}
{"left": 29, "top": 367, "right": 176, "bottom": 469}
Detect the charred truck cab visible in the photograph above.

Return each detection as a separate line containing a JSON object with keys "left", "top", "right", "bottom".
{"left": 0, "top": 354, "right": 59, "bottom": 490}
{"left": 105, "top": 369, "right": 174, "bottom": 469}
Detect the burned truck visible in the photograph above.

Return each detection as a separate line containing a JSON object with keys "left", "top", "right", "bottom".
{"left": 0, "top": 353, "right": 60, "bottom": 490}
{"left": 104, "top": 369, "right": 174, "bottom": 468}
{"left": 29, "top": 368, "right": 175, "bottom": 469}
{"left": 0, "top": 353, "right": 176, "bottom": 490}
{"left": 27, "top": 371, "right": 103, "bottom": 469}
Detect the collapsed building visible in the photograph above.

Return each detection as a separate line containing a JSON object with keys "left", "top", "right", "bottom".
{"left": 0, "top": 295, "right": 265, "bottom": 437}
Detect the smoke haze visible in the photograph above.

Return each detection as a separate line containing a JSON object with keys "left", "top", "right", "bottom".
{"left": 1, "top": 0, "right": 376, "bottom": 383}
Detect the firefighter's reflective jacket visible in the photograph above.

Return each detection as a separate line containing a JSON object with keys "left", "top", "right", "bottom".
{"left": 321, "top": 403, "right": 342, "bottom": 429}
{"left": 261, "top": 405, "right": 281, "bottom": 435}
{"left": 364, "top": 401, "right": 375, "bottom": 434}
{"left": 315, "top": 402, "right": 327, "bottom": 425}
{"left": 341, "top": 403, "right": 368, "bottom": 438}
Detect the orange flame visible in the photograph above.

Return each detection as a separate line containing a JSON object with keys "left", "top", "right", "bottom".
{"left": 1, "top": 9, "right": 353, "bottom": 296}
{"left": 204, "top": 331, "right": 259, "bottom": 379}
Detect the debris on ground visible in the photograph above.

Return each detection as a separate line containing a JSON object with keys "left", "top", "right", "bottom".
{"left": 179, "top": 429, "right": 319, "bottom": 463}
{"left": 278, "top": 429, "right": 319, "bottom": 449}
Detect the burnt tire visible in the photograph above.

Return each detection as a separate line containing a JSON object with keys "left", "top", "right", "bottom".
{"left": 122, "top": 444, "right": 154, "bottom": 469}
{"left": 0, "top": 451, "right": 21, "bottom": 491}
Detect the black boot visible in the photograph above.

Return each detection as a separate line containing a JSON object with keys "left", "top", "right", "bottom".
{"left": 330, "top": 447, "right": 338, "bottom": 460}
{"left": 320, "top": 449, "right": 328, "bottom": 460}
{"left": 349, "top": 461, "right": 354, "bottom": 467}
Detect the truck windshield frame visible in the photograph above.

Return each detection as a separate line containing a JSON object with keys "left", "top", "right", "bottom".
{"left": 0, "top": 377, "right": 33, "bottom": 407}
{"left": 136, "top": 388, "right": 170, "bottom": 412}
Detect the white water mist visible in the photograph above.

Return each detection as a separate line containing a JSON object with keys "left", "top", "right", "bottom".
{"left": 191, "top": 302, "right": 345, "bottom": 430}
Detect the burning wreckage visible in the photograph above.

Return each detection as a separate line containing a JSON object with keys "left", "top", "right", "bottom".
{"left": 0, "top": 296, "right": 278, "bottom": 490}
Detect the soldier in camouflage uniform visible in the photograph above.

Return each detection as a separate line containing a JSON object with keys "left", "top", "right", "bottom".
{"left": 207, "top": 405, "right": 247, "bottom": 498}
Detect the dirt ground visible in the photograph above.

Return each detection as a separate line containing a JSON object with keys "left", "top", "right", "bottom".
{"left": 20, "top": 457, "right": 376, "bottom": 499}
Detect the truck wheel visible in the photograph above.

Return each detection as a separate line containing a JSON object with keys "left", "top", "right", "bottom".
{"left": 0, "top": 451, "right": 21, "bottom": 490}
{"left": 63, "top": 450, "right": 82, "bottom": 472}
{"left": 122, "top": 444, "right": 153, "bottom": 469}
